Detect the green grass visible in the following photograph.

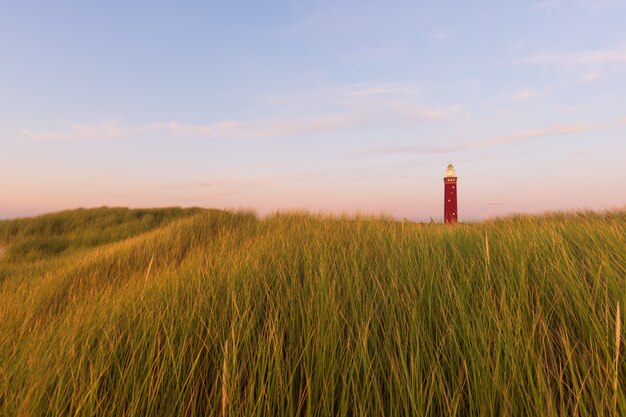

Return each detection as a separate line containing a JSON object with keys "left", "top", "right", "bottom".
{"left": 0, "top": 207, "right": 624, "bottom": 416}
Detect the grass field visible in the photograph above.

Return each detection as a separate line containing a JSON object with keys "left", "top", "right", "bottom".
{"left": 0, "top": 207, "right": 624, "bottom": 416}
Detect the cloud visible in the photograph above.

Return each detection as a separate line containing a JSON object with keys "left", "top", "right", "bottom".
{"left": 359, "top": 144, "right": 452, "bottom": 156}
{"left": 520, "top": 45, "right": 626, "bottom": 67}
{"left": 571, "top": 150, "right": 593, "bottom": 156}
{"left": 508, "top": 89, "right": 540, "bottom": 101}
{"left": 21, "top": 122, "right": 129, "bottom": 141}
{"left": 386, "top": 103, "right": 462, "bottom": 121}
{"left": 23, "top": 81, "right": 464, "bottom": 142}
{"left": 487, "top": 201, "right": 506, "bottom": 206}
{"left": 338, "top": 84, "right": 415, "bottom": 98}
{"left": 263, "top": 82, "right": 425, "bottom": 107}
{"left": 145, "top": 120, "right": 241, "bottom": 137}
{"left": 155, "top": 178, "right": 265, "bottom": 200}
{"left": 23, "top": 99, "right": 461, "bottom": 142}
{"left": 476, "top": 123, "right": 593, "bottom": 148}
{"left": 343, "top": 46, "right": 404, "bottom": 62}
{"left": 532, "top": 0, "right": 562, "bottom": 10}
{"left": 489, "top": 88, "right": 543, "bottom": 104}
{"left": 362, "top": 123, "right": 596, "bottom": 156}
{"left": 23, "top": 114, "right": 361, "bottom": 141}
{"left": 145, "top": 114, "right": 359, "bottom": 139}
{"left": 264, "top": 82, "right": 467, "bottom": 122}
{"left": 582, "top": 71, "right": 602, "bottom": 82}
{"left": 428, "top": 31, "right": 449, "bottom": 42}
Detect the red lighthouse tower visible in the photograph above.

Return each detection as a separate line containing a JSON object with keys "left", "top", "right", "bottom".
{"left": 444, "top": 164, "right": 458, "bottom": 224}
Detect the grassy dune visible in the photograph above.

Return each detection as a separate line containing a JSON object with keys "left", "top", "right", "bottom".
{"left": 0, "top": 207, "right": 624, "bottom": 416}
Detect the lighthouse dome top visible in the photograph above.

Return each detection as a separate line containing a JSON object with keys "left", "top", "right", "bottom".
{"left": 445, "top": 164, "right": 456, "bottom": 178}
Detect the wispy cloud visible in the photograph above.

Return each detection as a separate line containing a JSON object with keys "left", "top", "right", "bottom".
{"left": 342, "top": 46, "right": 405, "bottom": 62}
{"left": 23, "top": 82, "right": 463, "bottom": 141}
{"left": 476, "top": 123, "right": 593, "bottom": 147}
{"left": 22, "top": 114, "right": 361, "bottom": 141}
{"left": 508, "top": 89, "right": 541, "bottom": 101}
{"left": 21, "top": 122, "right": 129, "bottom": 141}
{"left": 488, "top": 87, "right": 543, "bottom": 104}
{"left": 145, "top": 113, "right": 359, "bottom": 139}
{"left": 532, "top": 0, "right": 562, "bottom": 10}
{"left": 263, "top": 82, "right": 469, "bottom": 122}
{"left": 360, "top": 144, "right": 451, "bottom": 156}
{"left": 263, "top": 81, "right": 423, "bottom": 105}
{"left": 520, "top": 45, "right": 626, "bottom": 67}
{"left": 145, "top": 120, "right": 241, "bottom": 137}
{"left": 154, "top": 178, "right": 261, "bottom": 201}
{"left": 487, "top": 201, "right": 506, "bottom": 206}
{"left": 428, "top": 31, "right": 449, "bottom": 43}
{"left": 338, "top": 84, "right": 416, "bottom": 98}
{"left": 382, "top": 102, "right": 464, "bottom": 122}
{"left": 361, "top": 123, "right": 597, "bottom": 156}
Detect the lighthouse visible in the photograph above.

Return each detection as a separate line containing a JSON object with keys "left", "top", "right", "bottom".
{"left": 444, "top": 164, "right": 458, "bottom": 224}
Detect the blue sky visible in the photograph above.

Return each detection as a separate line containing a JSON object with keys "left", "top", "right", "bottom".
{"left": 1, "top": 0, "right": 625, "bottom": 220}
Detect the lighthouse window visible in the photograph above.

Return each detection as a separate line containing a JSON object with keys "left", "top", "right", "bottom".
{"left": 447, "top": 199, "right": 450, "bottom": 202}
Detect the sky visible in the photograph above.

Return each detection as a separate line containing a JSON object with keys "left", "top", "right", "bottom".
{"left": 1, "top": 0, "right": 625, "bottom": 221}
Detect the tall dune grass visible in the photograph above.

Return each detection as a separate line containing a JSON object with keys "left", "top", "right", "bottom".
{"left": 0, "top": 207, "right": 624, "bottom": 416}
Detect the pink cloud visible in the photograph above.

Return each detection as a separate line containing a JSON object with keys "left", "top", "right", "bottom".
{"left": 521, "top": 45, "right": 626, "bottom": 67}
{"left": 22, "top": 114, "right": 360, "bottom": 142}
{"left": 508, "top": 89, "right": 540, "bottom": 101}
{"left": 21, "top": 122, "right": 128, "bottom": 141}
{"left": 146, "top": 114, "right": 359, "bottom": 139}
{"left": 22, "top": 81, "right": 464, "bottom": 142}
{"left": 476, "top": 123, "right": 593, "bottom": 148}
{"left": 361, "top": 122, "right": 597, "bottom": 156}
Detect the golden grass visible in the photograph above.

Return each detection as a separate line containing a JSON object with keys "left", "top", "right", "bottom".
{"left": 0, "top": 207, "right": 624, "bottom": 416}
